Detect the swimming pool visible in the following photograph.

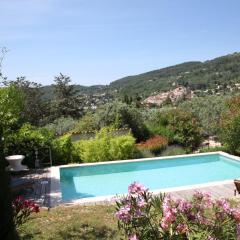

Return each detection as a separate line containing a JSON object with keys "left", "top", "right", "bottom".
{"left": 57, "top": 152, "right": 240, "bottom": 202}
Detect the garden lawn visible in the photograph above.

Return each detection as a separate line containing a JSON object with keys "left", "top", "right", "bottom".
{"left": 18, "top": 205, "right": 123, "bottom": 240}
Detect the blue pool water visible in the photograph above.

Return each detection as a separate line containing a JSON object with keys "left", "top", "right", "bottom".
{"left": 60, "top": 154, "right": 240, "bottom": 201}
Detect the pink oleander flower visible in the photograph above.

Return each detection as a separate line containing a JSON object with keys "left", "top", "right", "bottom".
{"left": 237, "top": 223, "right": 240, "bottom": 237}
{"left": 128, "top": 234, "right": 138, "bottom": 240}
{"left": 162, "top": 195, "right": 174, "bottom": 212}
{"left": 116, "top": 205, "right": 132, "bottom": 223}
{"left": 193, "top": 191, "right": 212, "bottom": 208}
{"left": 176, "top": 198, "right": 192, "bottom": 213}
{"left": 161, "top": 197, "right": 177, "bottom": 230}
{"left": 128, "top": 182, "right": 147, "bottom": 195}
{"left": 232, "top": 209, "right": 240, "bottom": 222}
{"left": 135, "top": 208, "right": 142, "bottom": 217}
{"left": 216, "top": 199, "right": 231, "bottom": 214}
{"left": 161, "top": 219, "right": 169, "bottom": 230}
{"left": 176, "top": 223, "right": 188, "bottom": 234}
{"left": 198, "top": 215, "right": 212, "bottom": 226}
{"left": 137, "top": 198, "right": 146, "bottom": 208}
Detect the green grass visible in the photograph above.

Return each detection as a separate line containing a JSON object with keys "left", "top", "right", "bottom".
{"left": 18, "top": 205, "right": 123, "bottom": 240}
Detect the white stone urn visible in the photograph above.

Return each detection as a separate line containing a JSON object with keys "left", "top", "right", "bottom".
{"left": 5, "top": 155, "right": 29, "bottom": 172}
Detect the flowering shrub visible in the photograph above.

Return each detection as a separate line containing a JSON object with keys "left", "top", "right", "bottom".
{"left": 12, "top": 196, "right": 40, "bottom": 228}
{"left": 115, "top": 182, "right": 240, "bottom": 240}
{"left": 136, "top": 135, "right": 168, "bottom": 154}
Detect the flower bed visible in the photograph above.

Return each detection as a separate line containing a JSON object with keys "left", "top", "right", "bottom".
{"left": 136, "top": 135, "right": 168, "bottom": 154}
{"left": 115, "top": 182, "right": 240, "bottom": 240}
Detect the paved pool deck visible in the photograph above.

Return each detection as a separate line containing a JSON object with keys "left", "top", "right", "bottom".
{"left": 19, "top": 152, "right": 240, "bottom": 207}
{"left": 45, "top": 173, "right": 237, "bottom": 207}
{"left": 22, "top": 168, "right": 238, "bottom": 207}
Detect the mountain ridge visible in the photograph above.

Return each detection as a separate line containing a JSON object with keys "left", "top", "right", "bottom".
{"left": 42, "top": 52, "right": 240, "bottom": 99}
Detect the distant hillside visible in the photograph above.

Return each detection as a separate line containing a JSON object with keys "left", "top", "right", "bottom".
{"left": 42, "top": 52, "right": 240, "bottom": 99}
{"left": 110, "top": 52, "right": 240, "bottom": 97}
{"left": 41, "top": 85, "right": 108, "bottom": 101}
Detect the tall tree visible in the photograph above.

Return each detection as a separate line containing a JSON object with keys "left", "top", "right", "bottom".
{"left": 3, "top": 77, "right": 47, "bottom": 126}
{"left": 53, "top": 73, "right": 82, "bottom": 118}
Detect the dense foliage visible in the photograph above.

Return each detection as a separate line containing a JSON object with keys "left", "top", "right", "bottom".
{"left": 147, "top": 109, "right": 202, "bottom": 151}
{"left": 75, "top": 127, "right": 136, "bottom": 162}
{"left": 52, "top": 134, "right": 80, "bottom": 164}
{"left": 3, "top": 77, "right": 47, "bottom": 126}
{"left": 219, "top": 96, "right": 240, "bottom": 154}
{"left": 74, "top": 102, "right": 150, "bottom": 142}
{"left": 0, "top": 84, "right": 25, "bottom": 132}
{"left": 168, "top": 109, "right": 202, "bottom": 151}
{"left": 3, "top": 122, "right": 79, "bottom": 166}
{"left": 180, "top": 95, "right": 228, "bottom": 136}
{"left": 44, "top": 117, "right": 77, "bottom": 136}
{"left": 116, "top": 182, "right": 240, "bottom": 240}
{"left": 74, "top": 112, "right": 99, "bottom": 133}
{"left": 4, "top": 124, "right": 54, "bottom": 167}
{"left": 95, "top": 102, "right": 150, "bottom": 142}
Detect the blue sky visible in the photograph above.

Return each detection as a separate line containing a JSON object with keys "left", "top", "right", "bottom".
{"left": 1, "top": 0, "right": 240, "bottom": 86}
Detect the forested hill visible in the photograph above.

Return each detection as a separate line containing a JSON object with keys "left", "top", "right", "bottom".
{"left": 41, "top": 84, "right": 109, "bottom": 100}
{"left": 109, "top": 52, "right": 240, "bottom": 97}
{"left": 42, "top": 52, "right": 240, "bottom": 99}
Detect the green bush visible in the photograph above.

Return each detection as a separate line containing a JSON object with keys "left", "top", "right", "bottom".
{"left": 146, "top": 110, "right": 176, "bottom": 142}
{"left": 74, "top": 127, "right": 136, "bottom": 162}
{"left": 219, "top": 96, "right": 240, "bottom": 154}
{"left": 73, "top": 112, "right": 99, "bottom": 133}
{"left": 4, "top": 124, "right": 80, "bottom": 166}
{"left": 199, "top": 146, "right": 227, "bottom": 153}
{"left": 109, "top": 135, "right": 136, "bottom": 160}
{"left": 0, "top": 84, "right": 25, "bottom": 132}
{"left": 160, "top": 145, "right": 187, "bottom": 156}
{"left": 169, "top": 109, "right": 202, "bottom": 151}
{"left": 179, "top": 95, "right": 228, "bottom": 136}
{"left": 4, "top": 123, "right": 54, "bottom": 167}
{"left": 52, "top": 134, "right": 80, "bottom": 165}
{"left": 146, "top": 109, "right": 202, "bottom": 151}
{"left": 44, "top": 117, "right": 77, "bottom": 136}
{"left": 95, "top": 102, "right": 150, "bottom": 142}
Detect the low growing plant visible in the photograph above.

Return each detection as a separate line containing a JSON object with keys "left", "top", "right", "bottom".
{"left": 12, "top": 196, "right": 39, "bottom": 228}
{"left": 136, "top": 135, "right": 168, "bottom": 155}
{"left": 160, "top": 145, "right": 187, "bottom": 156}
{"left": 115, "top": 182, "right": 240, "bottom": 240}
